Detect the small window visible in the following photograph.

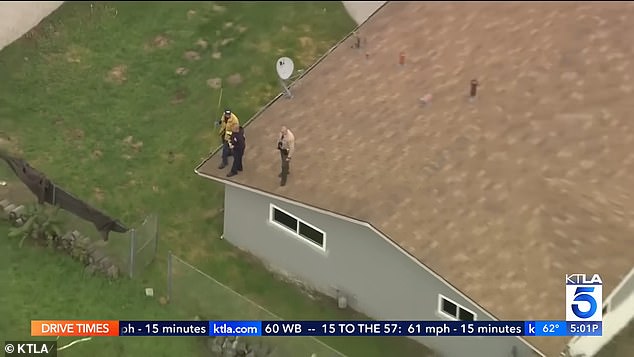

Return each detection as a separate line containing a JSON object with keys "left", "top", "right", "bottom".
{"left": 299, "top": 221, "right": 324, "bottom": 247}
{"left": 458, "top": 308, "right": 475, "bottom": 321}
{"left": 439, "top": 295, "right": 477, "bottom": 321}
{"left": 272, "top": 208, "right": 297, "bottom": 232}
{"left": 441, "top": 298, "right": 458, "bottom": 317}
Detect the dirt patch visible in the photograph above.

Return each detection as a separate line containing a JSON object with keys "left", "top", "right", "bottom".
{"left": 186, "top": 9, "right": 196, "bottom": 19}
{"left": 201, "top": 208, "right": 224, "bottom": 220}
{"left": 226, "top": 73, "right": 243, "bottom": 87}
{"left": 211, "top": 4, "right": 226, "bottom": 12}
{"left": 254, "top": 40, "right": 272, "bottom": 53}
{"left": 151, "top": 35, "right": 170, "bottom": 48}
{"left": 175, "top": 67, "right": 189, "bottom": 76}
{"left": 171, "top": 88, "right": 189, "bottom": 105}
{"left": 93, "top": 187, "right": 105, "bottom": 202}
{"left": 236, "top": 25, "right": 248, "bottom": 33}
{"left": 65, "top": 128, "right": 85, "bottom": 141}
{"left": 207, "top": 78, "right": 222, "bottom": 89}
{"left": 223, "top": 22, "right": 233, "bottom": 29}
{"left": 211, "top": 52, "right": 222, "bottom": 60}
{"left": 106, "top": 65, "right": 127, "bottom": 84}
{"left": 91, "top": 150, "right": 103, "bottom": 159}
{"left": 122, "top": 136, "right": 143, "bottom": 152}
{"left": 65, "top": 46, "right": 84, "bottom": 63}
{"left": 297, "top": 37, "right": 322, "bottom": 65}
{"left": 183, "top": 51, "right": 201, "bottom": 61}
{"left": 220, "top": 38, "right": 235, "bottom": 47}
{"left": 299, "top": 36, "right": 314, "bottom": 48}
{"left": 195, "top": 39, "right": 208, "bottom": 49}
{"left": 152, "top": 185, "right": 159, "bottom": 193}
{"left": 250, "top": 66, "right": 263, "bottom": 76}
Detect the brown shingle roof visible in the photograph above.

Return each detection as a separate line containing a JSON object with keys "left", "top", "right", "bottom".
{"left": 197, "top": 2, "right": 634, "bottom": 355}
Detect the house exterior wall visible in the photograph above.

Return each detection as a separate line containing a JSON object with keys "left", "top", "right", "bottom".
{"left": 223, "top": 185, "right": 538, "bottom": 357}
{"left": 609, "top": 268, "right": 634, "bottom": 311}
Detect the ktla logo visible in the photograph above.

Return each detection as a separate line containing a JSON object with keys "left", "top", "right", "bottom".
{"left": 4, "top": 341, "right": 57, "bottom": 356}
{"left": 565, "top": 274, "right": 603, "bottom": 322}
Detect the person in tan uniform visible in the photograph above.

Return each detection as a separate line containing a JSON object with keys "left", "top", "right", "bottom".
{"left": 277, "top": 126, "right": 295, "bottom": 187}
{"left": 218, "top": 109, "right": 240, "bottom": 169}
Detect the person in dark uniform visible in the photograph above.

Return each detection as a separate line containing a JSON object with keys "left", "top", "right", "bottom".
{"left": 218, "top": 109, "right": 240, "bottom": 169}
{"left": 226, "top": 125, "right": 245, "bottom": 177}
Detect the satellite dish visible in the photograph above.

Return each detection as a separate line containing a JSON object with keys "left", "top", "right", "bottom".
{"left": 276, "top": 57, "right": 294, "bottom": 80}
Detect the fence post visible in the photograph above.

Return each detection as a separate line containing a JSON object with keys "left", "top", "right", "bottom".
{"left": 167, "top": 251, "right": 173, "bottom": 303}
{"left": 129, "top": 228, "right": 136, "bottom": 279}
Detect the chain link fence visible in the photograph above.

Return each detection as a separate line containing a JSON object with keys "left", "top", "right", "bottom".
{"left": 166, "top": 252, "right": 346, "bottom": 357}
{"left": 102, "top": 213, "right": 159, "bottom": 278}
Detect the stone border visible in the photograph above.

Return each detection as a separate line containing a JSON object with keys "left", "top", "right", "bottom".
{"left": 1, "top": 198, "right": 121, "bottom": 279}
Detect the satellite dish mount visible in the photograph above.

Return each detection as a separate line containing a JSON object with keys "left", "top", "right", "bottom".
{"left": 276, "top": 57, "right": 294, "bottom": 99}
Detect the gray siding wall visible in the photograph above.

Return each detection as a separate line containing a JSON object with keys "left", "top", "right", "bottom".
{"left": 223, "top": 185, "right": 538, "bottom": 357}
{"left": 609, "top": 268, "right": 634, "bottom": 311}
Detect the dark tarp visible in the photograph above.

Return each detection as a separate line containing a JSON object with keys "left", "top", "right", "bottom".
{"left": 0, "top": 152, "right": 129, "bottom": 240}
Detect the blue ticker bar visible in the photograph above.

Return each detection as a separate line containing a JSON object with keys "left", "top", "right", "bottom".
{"left": 567, "top": 321, "right": 602, "bottom": 336}
{"left": 209, "top": 321, "right": 261, "bottom": 336}
{"left": 526, "top": 321, "right": 568, "bottom": 337}
{"left": 117, "top": 320, "right": 601, "bottom": 337}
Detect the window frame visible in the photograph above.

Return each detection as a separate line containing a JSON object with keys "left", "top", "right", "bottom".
{"left": 438, "top": 294, "right": 477, "bottom": 321}
{"left": 269, "top": 204, "right": 327, "bottom": 251}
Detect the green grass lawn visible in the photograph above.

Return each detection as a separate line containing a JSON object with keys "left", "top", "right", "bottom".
{"left": 0, "top": 2, "right": 427, "bottom": 356}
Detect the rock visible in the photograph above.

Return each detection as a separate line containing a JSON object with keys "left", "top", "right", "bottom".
{"left": 223, "top": 349, "right": 237, "bottom": 357}
{"left": 106, "top": 265, "right": 119, "bottom": 279}
{"left": 207, "top": 338, "right": 223, "bottom": 356}
{"left": 89, "top": 247, "right": 107, "bottom": 264}
{"left": 0, "top": 199, "right": 9, "bottom": 208}
{"left": 12, "top": 205, "right": 25, "bottom": 215}
{"left": 235, "top": 341, "right": 247, "bottom": 355}
{"left": 84, "top": 264, "right": 98, "bottom": 276}
{"left": 211, "top": 52, "right": 222, "bottom": 59}
{"left": 175, "top": 67, "right": 189, "bottom": 76}
{"left": 4, "top": 204, "right": 16, "bottom": 213}
{"left": 186, "top": 10, "right": 196, "bottom": 19}
{"left": 158, "top": 296, "right": 168, "bottom": 305}
{"left": 99, "top": 256, "right": 113, "bottom": 270}
{"left": 245, "top": 352, "right": 255, "bottom": 357}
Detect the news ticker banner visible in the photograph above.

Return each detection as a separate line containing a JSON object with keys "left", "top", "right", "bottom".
{"left": 30, "top": 320, "right": 602, "bottom": 338}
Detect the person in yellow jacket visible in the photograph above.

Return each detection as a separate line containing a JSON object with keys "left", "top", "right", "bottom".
{"left": 218, "top": 109, "right": 240, "bottom": 169}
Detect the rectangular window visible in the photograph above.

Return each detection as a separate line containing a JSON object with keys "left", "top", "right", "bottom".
{"left": 299, "top": 221, "right": 324, "bottom": 246}
{"left": 272, "top": 207, "right": 298, "bottom": 232}
{"left": 438, "top": 295, "right": 477, "bottom": 321}
{"left": 269, "top": 204, "right": 326, "bottom": 251}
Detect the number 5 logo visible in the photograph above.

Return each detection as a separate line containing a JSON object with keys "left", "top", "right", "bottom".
{"left": 572, "top": 287, "right": 597, "bottom": 319}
